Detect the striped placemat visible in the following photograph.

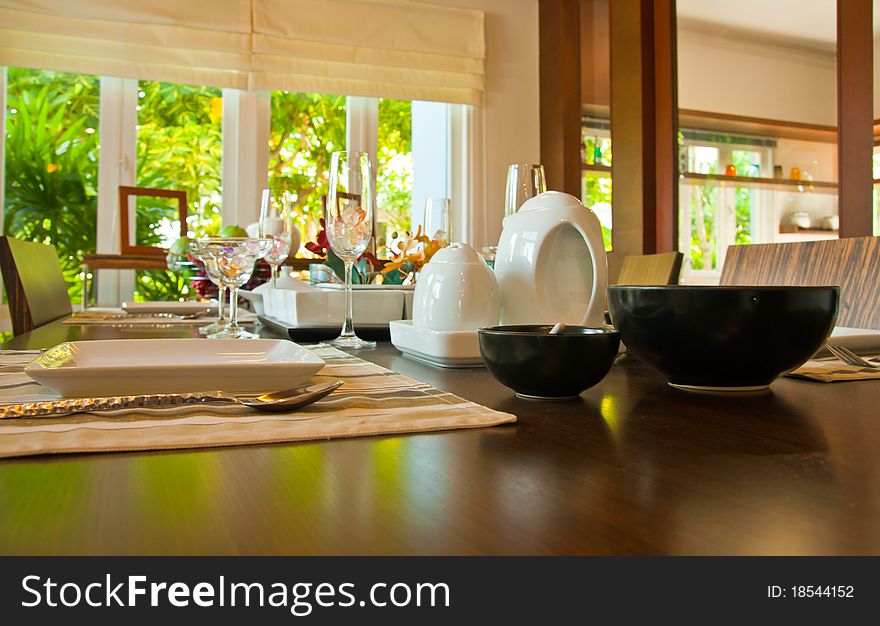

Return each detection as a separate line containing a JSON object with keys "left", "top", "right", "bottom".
{"left": 0, "top": 347, "right": 515, "bottom": 458}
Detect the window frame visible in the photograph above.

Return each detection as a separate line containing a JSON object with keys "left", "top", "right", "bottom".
{"left": 1, "top": 66, "right": 478, "bottom": 310}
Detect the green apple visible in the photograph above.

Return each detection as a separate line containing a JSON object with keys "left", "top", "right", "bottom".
{"left": 219, "top": 225, "right": 249, "bottom": 238}
{"left": 168, "top": 236, "right": 192, "bottom": 255}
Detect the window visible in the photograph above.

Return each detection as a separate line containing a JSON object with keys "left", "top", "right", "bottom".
{"left": 268, "top": 91, "right": 346, "bottom": 256}
{"left": 376, "top": 98, "right": 413, "bottom": 252}
{"left": 3, "top": 67, "right": 99, "bottom": 303}
{"left": 581, "top": 121, "right": 612, "bottom": 251}
{"left": 3, "top": 65, "right": 456, "bottom": 309}
{"left": 874, "top": 148, "right": 880, "bottom": 236}
{"left": 133, "top": 80, "right": 223, "bottom": 301}
{"left": 678, "top": 142, "right": 770, "bottom": 272}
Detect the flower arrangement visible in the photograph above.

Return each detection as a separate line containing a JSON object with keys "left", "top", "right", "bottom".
{"left": 380, "top": 226, "right": 445, "bottom": 285}
{"left": 305, "top": 218, "right": 378, "bottom": 284}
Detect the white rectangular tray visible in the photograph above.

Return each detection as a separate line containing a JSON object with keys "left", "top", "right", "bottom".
{"left": 389, "top": 320, "right": 484, "bottom": 368}
{"left": 261, "top": 285, "right": 407, "bottom": 327}
{"left": 25, "top": 339, "right": 325, "bottom": 397}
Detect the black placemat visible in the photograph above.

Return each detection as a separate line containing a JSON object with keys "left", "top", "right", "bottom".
{"left": 258, "top": 315, "right": 392, "bottom": 342}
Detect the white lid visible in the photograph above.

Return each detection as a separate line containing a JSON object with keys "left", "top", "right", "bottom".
{"left": 517, "top": 190, "right": 585, "bottom": 213}
{"left": 428, "top": 242, "right": 486, "bottom": 266}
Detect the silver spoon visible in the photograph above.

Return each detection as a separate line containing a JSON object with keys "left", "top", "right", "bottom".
{"left": 0, "top": 380, "right": 344, "bottom": 420}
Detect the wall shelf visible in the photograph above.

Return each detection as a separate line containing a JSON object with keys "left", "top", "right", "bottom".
{"left": 681, "top": 172, "right": 838, "bottom": 193}
{"left": 778, "top": 226, "right": 838, "bottom": 235}
{"left": 582, "top": 163, "right": 612, "bottom": 173}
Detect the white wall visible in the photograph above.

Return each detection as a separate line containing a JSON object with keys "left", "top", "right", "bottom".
{"left": 413, "top": 0, "right": 541, "bottom": 248}
{"left": 677, "top": 26, "right": 838, "bottom": 126}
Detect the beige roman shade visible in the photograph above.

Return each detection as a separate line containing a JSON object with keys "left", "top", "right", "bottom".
{"left": 0, "top": 0, "right": 485, "bottom": 104}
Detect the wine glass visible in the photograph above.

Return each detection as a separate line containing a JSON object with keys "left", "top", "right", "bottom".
{"left": 324, "top": 151, "right": 376, "bottom": 350}
{"left": 189, "top": 239, "right": 228, "bottom": 337}
{"left": 259, "top": 189, "right": 301, "bottom": 288}
{"left": 505, "top": 164, "right": 546, "bottom": 218}
{"left": 423, "top": 197, "right": 451, "bottom": 245}
{"left": 196, "top": 237, "right": 273, "bottom": 339}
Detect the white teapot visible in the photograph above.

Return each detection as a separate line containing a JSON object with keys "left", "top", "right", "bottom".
{"left": 493, "top": 191, "right": 608, "bottom": 326}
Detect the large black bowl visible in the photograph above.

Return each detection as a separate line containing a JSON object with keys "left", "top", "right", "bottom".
{"left": 607, "top": 285, "right": 839, "bottom": 390}
{"left": 478, "top": 325, "right": 620, "bottom": 399}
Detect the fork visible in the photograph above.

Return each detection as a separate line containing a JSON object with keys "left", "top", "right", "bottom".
{"left": 825, "top": 344, "right": 880, "bottom": 369}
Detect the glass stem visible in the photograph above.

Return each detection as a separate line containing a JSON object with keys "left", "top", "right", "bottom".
{"left": 228, "top": 285, "right": 239, "bottom": 332}
{"left": 340, "top": 260, "right": 355, "bottom": 338}
{"left": 217, "top": 285, "right": 227, "bottom": 322}
{"left": 271, "top": 264, "right": 279, "bottom": 288}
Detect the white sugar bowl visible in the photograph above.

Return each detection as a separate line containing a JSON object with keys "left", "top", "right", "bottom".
{"left": 412, "top": 243, "right": 501, "bottom": 332}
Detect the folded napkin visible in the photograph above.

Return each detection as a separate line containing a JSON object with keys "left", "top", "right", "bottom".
{"left": 63, "top": 307, "right": 256, "bottom": 326}
{"left": 787, "top": 356, "right": 880, "bottom": 383}
{"left": 0, "top": 347, "right": 515, "bottom": 459}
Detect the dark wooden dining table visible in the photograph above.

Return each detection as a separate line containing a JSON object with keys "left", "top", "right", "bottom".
{"left": 2, "top": 318, "right": 879, "bottom": 556}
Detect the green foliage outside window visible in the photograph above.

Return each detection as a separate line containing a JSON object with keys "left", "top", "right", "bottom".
{"left": 3, "top": 68, "right": 99, "bottom": 303}
{"left": 581, "top": 133, "right": 613, "bottom": 251}
{"left": 873, "top": 152, "right": 880, "bottom": 236}
{"left": 133, "top": 80, "right": 223, "bottom": 302}
{"left": 269, "top": 92, "right": 346, "bottom": 256}
{"left": 376, "top": 98, "right": 413, "bottom": 252}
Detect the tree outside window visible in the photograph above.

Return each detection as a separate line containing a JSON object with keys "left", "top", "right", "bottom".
{"left": 3, "top": 68, "right": 99, "bottom": 303}
{"left": 134, "top": 80, "right": 223, "bottom": 301}
{"left": 269, "top": 92, "right": 346, "bottom": 256}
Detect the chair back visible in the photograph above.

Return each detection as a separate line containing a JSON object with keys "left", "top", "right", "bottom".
{"left": 720, "top": 237, "right": 880, "bottom": 330}
{"left": 0, "top": 236, "right": 73, "bottom": 335}
{"left": 616, "top": 251, "right": 683, "bottom": 285}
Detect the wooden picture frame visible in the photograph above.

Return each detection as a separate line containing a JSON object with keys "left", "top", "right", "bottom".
{"left": 118, "top": 185, "right": 188, "bottom": 257}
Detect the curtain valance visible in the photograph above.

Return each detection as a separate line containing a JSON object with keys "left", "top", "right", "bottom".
{"left": 0, "top": 0, "right": 485, "bottom": 104}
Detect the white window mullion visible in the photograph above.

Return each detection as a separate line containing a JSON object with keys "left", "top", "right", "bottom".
{"left": 449, "top": 104, "right": 483, "bottom": 245}
{"left": 345, "top": 96, "right": 378, "bottom": 167}
{"left": 95, "top": 76, "right": 137, "bottom": 306}
{"left": 346, "top": 96, "right": 379, "bottom": 249}
{"left": 222, "top": 88, "right": 270, "bottom": 229}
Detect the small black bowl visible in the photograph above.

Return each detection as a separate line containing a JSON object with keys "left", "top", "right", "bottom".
{"left": 607, "top": 285, "right": 839, "bottom": 391}
{"left": 478, "top": 325, "right": 620, "bottom": 399}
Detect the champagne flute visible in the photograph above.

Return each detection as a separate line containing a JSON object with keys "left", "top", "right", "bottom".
{"left": 423, "top": 197, "right": 451, "bottom": 245}
{"left": 324, "top": 151, "right": 376, "bottom": 350}
{"left": 505, "top": 164, "right": 547, "bottom": 218}
{"left": 259, "top": 189, "right": 301, "bottom": 288}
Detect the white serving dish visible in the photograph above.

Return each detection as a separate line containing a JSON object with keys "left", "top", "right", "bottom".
{"left": 261, "top": 284, "right": 406, "bottom": 327}
{"left": 314, "top": 283, "right": 414, "bottom": 291}
{"left": 122, "top": 301, "right": 217, "bottom": 316}
{"left": 238, "top": 289, "right": 264, "bottom": 316}
{"left": 25, "top": 339, "right": 325, "bottom": 397}
{"left": 824, "top": 327, "right": 880, "bottom": 355}
{"left": 389, "top": 320, "right": 484, "bottom": 368}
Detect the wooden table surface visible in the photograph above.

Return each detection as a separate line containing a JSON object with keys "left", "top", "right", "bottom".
{"left": 2, "top": 320, "right": 879, "bottom": 555}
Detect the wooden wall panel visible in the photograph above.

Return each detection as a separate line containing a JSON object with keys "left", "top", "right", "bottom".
{"left": 539, "top": 0, "right": 581, "bottom": 196}
{"left": 836, "top": 0, "right": 874, "bottom": 237}
{"left": 720, "top": 237, "right": 880, "bottom": 329}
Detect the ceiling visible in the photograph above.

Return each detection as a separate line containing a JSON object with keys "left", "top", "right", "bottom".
{"left": 677, "top": 0, "right": 880, "bottom": 51}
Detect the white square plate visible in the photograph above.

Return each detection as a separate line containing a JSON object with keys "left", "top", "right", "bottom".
{"left": 823, "top": 327, "right": 880, "bottom": 355}
{"left": 25, "top": 339, "right": 325, "bottom": 397}
{"left": 122, "top": 301, "right": 218, "bottom": 316}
